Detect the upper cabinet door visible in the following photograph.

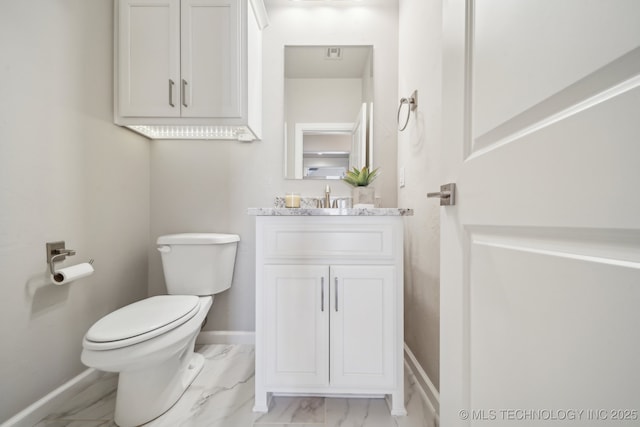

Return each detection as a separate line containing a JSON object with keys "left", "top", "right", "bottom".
{"left": 118, "top": 0, "right": 180, "bottom": 117}
{"left": 181, "top": 0, "right": 242, "bottom": 118}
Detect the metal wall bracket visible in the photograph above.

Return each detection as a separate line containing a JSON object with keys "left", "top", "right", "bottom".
{"left": 46, "top": 241, "right": 76, "bottom": 275}
{"left": 397, "top": 90, "right": 418, "bottom": 131}
{"left": 46, "top": 241, "right": 67, "bottom": 264}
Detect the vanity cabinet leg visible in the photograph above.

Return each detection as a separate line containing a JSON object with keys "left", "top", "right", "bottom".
{"left": 390, "top": 390, "right": 407, "bottom": 416}
{"left": 253, "top": 390, "right": 269, "bottom": 413}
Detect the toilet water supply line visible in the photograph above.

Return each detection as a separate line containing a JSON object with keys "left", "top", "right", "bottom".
{"left": 46, "top": 241, "right": 95, "bottom": 285}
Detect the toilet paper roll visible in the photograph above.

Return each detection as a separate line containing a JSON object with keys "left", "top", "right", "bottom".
{"left": 51, "top": 263, "right": 94, "bottom": 285}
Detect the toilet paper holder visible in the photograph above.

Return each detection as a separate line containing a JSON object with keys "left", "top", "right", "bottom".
{"left": 46, "top": 241, "right": 93, "bottom": 275}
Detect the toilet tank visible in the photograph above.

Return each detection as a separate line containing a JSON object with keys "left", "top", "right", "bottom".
{"left": 157, "top": 233, "right": 240, "bottom": 296}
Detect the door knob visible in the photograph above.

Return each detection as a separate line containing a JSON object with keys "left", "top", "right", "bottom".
{"left": 427, "top": 183, "right": 456, "bottom": 206}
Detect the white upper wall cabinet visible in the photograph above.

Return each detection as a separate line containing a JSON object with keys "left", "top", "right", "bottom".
{"left": 115, "top": 0, "right": 268, "bottom": 140}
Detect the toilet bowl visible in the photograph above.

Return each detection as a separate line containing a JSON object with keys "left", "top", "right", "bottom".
{"left": 81, "top": 233, "right": 239, "bottom": 427}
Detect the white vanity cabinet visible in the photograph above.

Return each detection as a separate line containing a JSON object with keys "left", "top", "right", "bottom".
{"left": 264, "top": 264, "right": 395, "bottom": 389}
{"left": 115, "top": 0, "right": 265, "bottom": 140}
{"left": 251, "top": 213, "right": 409, "bottom": 416}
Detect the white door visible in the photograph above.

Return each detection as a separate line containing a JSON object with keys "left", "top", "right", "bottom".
{"left": 330, "top": 265, "right": 395, "bottom": 388}
{"left": 118, "top": 0, "right": 180, "bottom": 117}
{"left": 441, "top": 1, "right": 640, "bottom": 426}
{"left": 264, "top": 265, "right": 329, "bottom": 387}
{"left": 181, "top": 0, "right": 242, "bottom": 118}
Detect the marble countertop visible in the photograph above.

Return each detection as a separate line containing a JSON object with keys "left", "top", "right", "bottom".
{"left": 247, "top": 207, "right": 414, "bottom": 216}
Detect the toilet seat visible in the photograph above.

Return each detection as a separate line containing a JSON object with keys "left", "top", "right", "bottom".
{"left": 84, "top": 295, "right": 200, "bottom": 351}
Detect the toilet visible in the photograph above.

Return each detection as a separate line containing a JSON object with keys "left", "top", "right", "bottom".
{"left": 81, "top": 233, "right": 239, "bottom": 427}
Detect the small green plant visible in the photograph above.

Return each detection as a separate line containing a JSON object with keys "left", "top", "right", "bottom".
{"left": 343, "top": 166, "right": 379, "bottom": 187}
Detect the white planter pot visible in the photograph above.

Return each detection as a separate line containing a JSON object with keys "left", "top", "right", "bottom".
{"left": 351, "top": 186, "right": 375, "bottom": 207}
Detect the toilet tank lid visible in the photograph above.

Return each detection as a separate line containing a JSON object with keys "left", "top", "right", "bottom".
{"left": 157, "top": 233, "right": 240, "bottom": 245}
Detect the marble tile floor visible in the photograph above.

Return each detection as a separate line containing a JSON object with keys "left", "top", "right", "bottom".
{"left": 33, "top": 345, "right": 437, "bottom": 427}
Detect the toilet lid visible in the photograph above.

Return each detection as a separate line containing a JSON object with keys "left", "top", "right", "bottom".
{"left": 85, "top": 295, "right": 200, "bottom": 345}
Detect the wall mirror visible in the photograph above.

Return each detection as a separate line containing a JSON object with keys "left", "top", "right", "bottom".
{"left": 284, "top": 45, "right": 373, "bottom": 180}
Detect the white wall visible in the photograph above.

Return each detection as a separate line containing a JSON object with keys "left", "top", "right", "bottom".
{"left": 148, "top": 0, "right": 399, "bottom": 333}
{"left": 286, "top": 78, "right": 362, "bottom": 126}
{"left": 0, "top": 1, "right": 150, "bottom": 421}
{"left": 397, "top": 0, "right": 443, "bottom": 389}
{"left": 0, "top": 0, "right": 402, "bottom": 419}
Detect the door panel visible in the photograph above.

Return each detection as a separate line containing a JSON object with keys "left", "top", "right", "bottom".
{"left": 181, "top": 0, "right": 242, "bottom": 118}
{"left": 463, "top": 84, "right": 640, "bottom": 227}
{"left": 470, "top": 230, "right": 640, "bottom": 410}
{"left": 330, "top": 265, "right": 395, "bottom": 388}
{"left": 118, "top": 0, "right": 180, "bottom": 117}
{"left": 264, "top": 265, "right": 329, "bottom": 387}
{"left": 472, "top": 0, "right": 640, "bottom": 138}
{"left": 441, "top": 0, "right": 640, "bottom": 425}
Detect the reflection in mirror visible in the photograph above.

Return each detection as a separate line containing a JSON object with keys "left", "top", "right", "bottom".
{"left": 284, "top": 45, "right": 373, "bottom": 180}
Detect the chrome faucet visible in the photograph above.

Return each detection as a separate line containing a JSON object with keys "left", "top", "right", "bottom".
{"left": 324, "top": 185, "right": 331, "bottom": 208}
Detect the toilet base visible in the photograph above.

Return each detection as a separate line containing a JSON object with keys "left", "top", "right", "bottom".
{"left": 114, "top": 347, "right": 204, "bottom": 427}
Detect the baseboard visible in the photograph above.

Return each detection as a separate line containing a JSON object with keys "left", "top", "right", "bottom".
{"left": 1, "top": 369, "right": 100, "bottom": 427}
{"left": 196, "top": 330, "right": 256, "bottom": 345}
{"left": 404, "top": 343, "right": 440, "bottom": 417}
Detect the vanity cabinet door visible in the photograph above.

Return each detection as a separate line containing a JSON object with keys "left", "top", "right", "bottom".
{"left": 118, "top": 0, "right": 181, "bottom": 117}
{"left": 264, "top": 265, "right": 329, "bottom": 387}
{"left": 329, "top": 265, "right": 396, "bottom": 388}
